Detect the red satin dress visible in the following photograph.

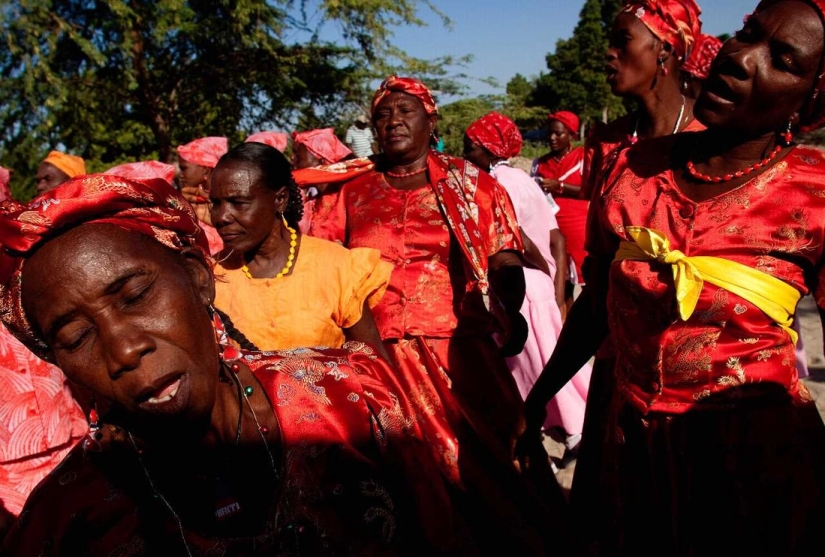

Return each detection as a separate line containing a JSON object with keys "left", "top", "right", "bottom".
{"left": 583, "top": 135, "right": 825, "bottom": 554}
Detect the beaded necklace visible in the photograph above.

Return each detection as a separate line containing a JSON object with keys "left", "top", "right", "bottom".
{"left": 241, "top": 224, "right": 298, "bottom": 279}
{"left": 686, "top": 144, "right": 783, "bottom": 184}
{"left": 385, "top": 166, "right": 427, "bottom": 178}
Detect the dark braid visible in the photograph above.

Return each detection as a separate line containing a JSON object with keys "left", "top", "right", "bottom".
{"left": 213, "top": 307, "right": 259, "bottom": 351}
{"left": 214, "top": 141, "right": 304, "bottom": 229}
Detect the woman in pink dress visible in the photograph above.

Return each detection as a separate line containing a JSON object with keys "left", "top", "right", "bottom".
{"left": 464, "top": 112, "right": 590, "bottom": 464}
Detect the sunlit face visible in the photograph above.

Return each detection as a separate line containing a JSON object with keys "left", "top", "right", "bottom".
{"left": 372, "top": 91, "right": 437, "bottom": 164}
{"left": 605, "top": 12, "right": 662, "bottom": 97}
{"left": 548, "top": 120, "right": 572, "bottom": 154}
{"left": 178, "top": 157, "right": 210, "bottom": 191}
{"left": 292, "top": 143, "right": 322, "bottom": 169}
{"left": 21, "top": 224, "right": 219, "bottom": 437}
{"left": 209, "top": 160, "right": 286, "bottom": 256}
{"left": 462, "top": 134, "right": 492, "bottom": 169}
{"left": 35, "top": 162, "right": 70, "bottom": 195}
{"left": 695, "top": 0, "right": 824, "bottom": 134}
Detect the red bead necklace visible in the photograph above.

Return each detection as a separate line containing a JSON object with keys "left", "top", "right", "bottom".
{"left": 685, "top": 145, "right": 782, "bottom": 183}
{"left": 386, "top": 166, "right": 427, "bottom": 178}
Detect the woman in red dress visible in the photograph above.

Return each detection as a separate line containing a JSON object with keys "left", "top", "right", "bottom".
{"left": 532, "top": 110, "right": 588, "bottom": 311}
{"left": 308, "top": 76, "right": 574, "bottom": 554}
{"left": 521, "top": 0, "right": 825, "bottom": 553}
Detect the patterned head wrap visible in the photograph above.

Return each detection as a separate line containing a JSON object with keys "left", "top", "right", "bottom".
{"left": 42, "top": 151, "right": 86, "bottom": 178}
{"left": 246, "top": 131, "right": 288, "bottom": 153}
{"left": 682, "top": 33, "right": 723, "bottom": 80}
{"left": 292, "top": 128, "right": 352, "bottom": 164}
{"left": 621, "top": 0, "right": 702, "bottom": 60}
{"left": 0, "top": 174, "right": 210, "bottom": 360}
{"left": 371, "top": 76, "right": 438, "bottom": 118}
{"left": 465, "top": 112, "right": 524, "bottom": 159}
{"left": 105, "top": 161, "right": 177, "bottom": 186}
{"left": 753, "top": 0, "right": 825, "bottom": 132}
{"left": 176, "top": 137, "right": 229, "bottom": 168}
{"left": 0, "top": 166, "right": 10, "bottom": 203}
{"left": 547, "top": 111, "right": 581, "bottom": 137}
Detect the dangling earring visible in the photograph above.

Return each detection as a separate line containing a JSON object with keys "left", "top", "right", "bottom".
{"left": 780, "top": 119, "right": 794, "bottom": 146}
{"left": 211, "top": 305, "right": 241, "bottom": 362}
{"left": 659, "top": 58, "right": 669, "bottom": 77}
{"left": 82, "top": 399, "right": 102, "bottom": 452}
{"left": 281, "top": 212, "right": 289, "bottom": 228}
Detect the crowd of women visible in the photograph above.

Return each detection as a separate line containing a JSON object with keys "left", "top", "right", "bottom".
{"left": 0, "top": 0, "right": 824, "bottom": 554}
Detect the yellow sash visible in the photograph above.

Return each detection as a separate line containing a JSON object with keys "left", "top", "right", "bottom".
{"left": 614, "top": 226, "right": 800, "bottom": 344}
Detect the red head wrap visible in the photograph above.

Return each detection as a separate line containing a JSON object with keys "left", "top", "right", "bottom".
{"left": 682, "top": 33, "right": 723, "bottom": 80}
{"left": 547, "top": 111, "right": 581, "bottom": 136}
{"left": 292, "top": 128, "right": 352, "bottom": 164}
{"left": 371, "top": 76, "right": 438, "bottom": 118}
{"left": 246, "top": 131, "right": 288, "bottom": 153}
{"left": 105, "top": 161, "right": 178, "bottom": 186}
{"left": 621, "top": 0, "right": 702, "bottom": 60}
{"left": 754, "top": 0, "right": 825, "bottom": 133}
{"left": 0, "top": 174, "right": 210, "bottom": 359}
{"left": 466, "top": 112, "right": 524, "bottom": 159}
{"left": 176, "top": 137, "right": 228, "bottom": 168}
{"left": 0, "top": 166, "right": 10, "bottom": 203}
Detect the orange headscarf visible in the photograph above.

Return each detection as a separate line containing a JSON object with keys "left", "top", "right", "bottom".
{"left": 465, "top": 112, "right": 524, "bottom": 159}
{"left": 42, "top": 151, "right": 86, "bottom": 178}
{"left": 621, "top": 0, "right": 702, "bottom": 60}
{"left": 371, "top": 76, "right": 438, "bottom": 117}
{"left": 292, "top": 128, "right": 352, "bottom": 164}
{"left": 246, "top": 131, "right": 288, "bottom": 153}
{"left": 682, "top": 33, "right": 723, "bottom": 80}
{"left": 176, "top": 137, "right": 229, "bottom": 168}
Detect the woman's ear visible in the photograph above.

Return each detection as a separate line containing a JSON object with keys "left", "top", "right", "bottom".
{"left": 180, "top": 249, "right": 215, "bottom": 308}
{"left": 273, "top": 186, "right": 289, "bottom": 213}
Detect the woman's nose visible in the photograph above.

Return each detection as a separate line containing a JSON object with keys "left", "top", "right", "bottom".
{"left": 101, "top": 320, "right": 154, "bottom": 378}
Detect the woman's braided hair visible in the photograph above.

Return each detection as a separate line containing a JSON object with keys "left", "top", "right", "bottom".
{"left": 215, "top": 141, "right": 304, "bottom": 228}
{"left": 213, "top": 307, "right": 259, "bottom": 351}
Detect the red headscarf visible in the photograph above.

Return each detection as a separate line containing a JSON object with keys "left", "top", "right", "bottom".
{"left": 547, "top": 111, "right": 580, "bottom": 137}
{"left": 246, "top": 131, "right": 288, "bottom": 153}
{"left": 466, "top": 112, "right": 523, "bottom": 159}
{"left": 0, "top": 174, "right": 209, "bottom": 359}
{"left": 105, "top": 161, "right": 177, "bottom": 186}
{"left": 682, "top": 33, "right": 723, "bottom": 80}
{"left": 371, "top": 76, "right": 438, "bottom": 117}
{"left": 176, "top": 137, "right": 228, "bottom": 168}
{"left": 621, "top": 0, "right": 702, "bottom": 60}
{"left": 292, "top": 128, "right": 352, "bottom": 164}
{"left": 754, "top": 0, "right": 825, "bottom": 132}
{"left": 0, "top": 166, "right": 10, "bottom": 203}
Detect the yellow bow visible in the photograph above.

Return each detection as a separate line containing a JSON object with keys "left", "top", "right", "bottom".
{"left": 615, "top": 226, "right": 800, "bottom": 344}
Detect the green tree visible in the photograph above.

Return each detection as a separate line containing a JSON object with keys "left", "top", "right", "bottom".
{"left": 530, "top": 0, "right": 624, "bottom": 133}
{"left": 0, "top": 0, "right": 462, "bottom": 200}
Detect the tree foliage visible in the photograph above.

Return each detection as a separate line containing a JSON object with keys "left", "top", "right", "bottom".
{"left": 0, "top": 0, "right": 463, "bottom": 200}
{"left": 527, "top": 0, "right": 625, "bottom": 134}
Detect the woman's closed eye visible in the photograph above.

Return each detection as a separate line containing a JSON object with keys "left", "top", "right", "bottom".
{"left": 54, "top": 323, "right": 93, "bottom": 352}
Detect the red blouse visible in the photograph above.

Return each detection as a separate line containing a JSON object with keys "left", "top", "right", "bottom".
{"left": 589, "top": 136, "right": 825, "bottom": 413}
{"left": 310, "top": 159, "right": 522, "bottom": 340}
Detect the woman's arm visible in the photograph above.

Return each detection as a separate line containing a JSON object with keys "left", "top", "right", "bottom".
{"left": 488, "top": 251, "right": 528, "bottom": 357}
{"left": 550, "top": 229, "right": 568, "bottom": 319}
{"left": 344, "top": 302, "right": 392, "bottom": 363}
{"left": 519, "top": 228, "right": 551, "bottom": 277}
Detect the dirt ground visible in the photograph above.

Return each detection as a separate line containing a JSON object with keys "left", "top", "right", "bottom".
{"left": 545, "top": 293, "right": 825, "bottom": 492}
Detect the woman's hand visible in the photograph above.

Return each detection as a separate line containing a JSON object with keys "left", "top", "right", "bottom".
{"left": 497, "top": 308, "right": 529, "bottom": 358}
{"left": 514, "top": 398, "right": 547, "bottom": 472}
{"left": 180, "top": 185, "right": 212, "bottom": 226}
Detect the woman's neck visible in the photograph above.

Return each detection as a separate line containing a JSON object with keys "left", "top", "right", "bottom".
{"left": 635, "top": 81, "right": 693, "bottom": 139}
{"left": 691, "top": 129, "right": 783, "bottom": 172}
{"left": 245, "top": 223, "right": 299, "bottom": 276}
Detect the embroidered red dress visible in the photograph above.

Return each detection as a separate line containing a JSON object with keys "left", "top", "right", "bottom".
{"left": 583, "top": 135, "right": 825, "bottom": 554}
{"left": 2, "top": 344, "right": 465, "bottom": 556}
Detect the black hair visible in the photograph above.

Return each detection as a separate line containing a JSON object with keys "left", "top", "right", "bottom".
{"left": 216, "top": 142, "right": 304, "bottom": 229}
{"left": 213, "top": 307, "right": 259, "bottom": 351}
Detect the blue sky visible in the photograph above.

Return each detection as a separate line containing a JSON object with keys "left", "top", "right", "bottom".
{"left": 381, "top": 0, "right": 758, "bottom": 99}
